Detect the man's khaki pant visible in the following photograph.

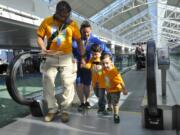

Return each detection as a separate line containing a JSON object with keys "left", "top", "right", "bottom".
{"left": 40, "top": 54, "right": 76, "bottom": 113}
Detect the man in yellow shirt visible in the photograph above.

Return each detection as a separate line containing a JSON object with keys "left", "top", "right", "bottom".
{"left": 37, "top": 1, "right": 84, "bottom": 122}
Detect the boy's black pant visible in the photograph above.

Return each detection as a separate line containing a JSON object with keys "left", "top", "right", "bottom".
{"left": 94, "top": 87, "right": 106, "bottom": 110}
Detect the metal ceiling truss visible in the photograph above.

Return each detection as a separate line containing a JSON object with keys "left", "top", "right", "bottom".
{"left": 90, "top": 0, "right": 150, "bottom": 25}
{"left": 161, "top": 31, "right": 180, "bottom": 39}
{"left": 90, "top": 0, "right": 132, "bottom": 21}
{"left": 160, "top": 34, "right": 175, "bottom": 40}
{"left": 157, "top": 1, "right": 180, "bottom": 47}
{"left": 162, "top": 26, "right": 180, "bottom": 35}
{"left": 121, "top": 22, "right": 151, "bottom": 39}
{"left": 162, "top": 20, "right": 180, "bottom": 30}
{"left": 158, "top": 4, "right": 180, "bottom": 46}
{"left": 129, "top": 30, "right": 152, "bottom": 42}
{"left": 118, "top": 17, "right": 151, "bottom": 37}
{"left": 162, "top": 28, "right": 180, "bottom": 37}
{"left": 123, "top": 28, "right": 152, "bottom": 43}
{"left": 161, "top": 4, "right": 180, "bottom": 20}
{"left": 134, "top": 34, "right": 152, "bottom": 42}
{"left": 111, "top": 9, "right": 149, "bottom": 33}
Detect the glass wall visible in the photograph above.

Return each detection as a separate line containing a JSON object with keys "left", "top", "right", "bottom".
{"left": 114, "top": 46, "right": 136, "bottom": 71}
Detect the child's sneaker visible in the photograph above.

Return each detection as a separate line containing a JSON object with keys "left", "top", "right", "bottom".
{"left": 107, "top": 107, "right": 113, "bottom": 112}
{"left": 97, "top": 109, "right": 109, "bottom": 115}
{"left": 102, "top": 110, "right": 109, "bottom": 115}
{"left": 114, "top": 114, "right": 120, "bottom": 123}
{"left": 85, "top": 102, "right": 91, "bottom": 109}
{"left": 60, "top": 111, "right": 69, "bottom": 123}
{"left": 97, "top": 108, "right": 104, "bottom": 114}
{"left": 78, "top": 103, "right": 85, "bottom": 112}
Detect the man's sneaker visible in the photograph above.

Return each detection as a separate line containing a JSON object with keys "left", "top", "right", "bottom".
{"left": 85, "top": 102, "right": 91, "bottom": 109}
{"left": 78, "top": 103, "right": 85, "bottom": 112}
{"left": 114, "top": 114, "right": 120, "bottom": 123}
{"left": 107, "top": 107, "right": 113, "bottom": 112}
{"left": 44, "top": 112, "right": 56, "bottom": 122}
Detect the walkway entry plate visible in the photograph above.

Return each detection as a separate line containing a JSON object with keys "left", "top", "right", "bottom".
{"left": 144, "top": 107, "right": 163, "bottom": 130}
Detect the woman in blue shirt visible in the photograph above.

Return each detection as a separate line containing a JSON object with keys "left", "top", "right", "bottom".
{"left": 73, "top": 20, "right": 112, "bottom": 111}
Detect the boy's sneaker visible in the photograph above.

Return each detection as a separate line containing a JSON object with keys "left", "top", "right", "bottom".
{"left": 78, "top": 103, "right": 85, "bottom": 112}
{"left": 107, "top": 107, "right": 113, "bottom": 112}
{"left": 114, "top": 114, "right": 120, "bottom": 123}
{"left": 44, "top": 112, "right": 56, "bottom": 122}
{"left": 102, "top": 110, "right": 109, "bottom": 115}
{"left": 85, "top": 102, "right": 91, "bottom": 109}
{"left": 97, "top": 109, "right": 109, "bottom": 115}
{"left": 60, "top": 111, "right": 69, "bottom": 123}
{"left": 97, "top": 108, "right": 104, "bottom": 114}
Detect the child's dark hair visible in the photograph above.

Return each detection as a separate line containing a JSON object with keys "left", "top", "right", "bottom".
{"left": 101, "top": 53, "right": 112, "bottom": 61}
{"left": 91, "top": 44, "right": 102, "bottom": 52}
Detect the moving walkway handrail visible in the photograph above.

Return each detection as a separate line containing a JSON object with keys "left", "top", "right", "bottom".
{"left": 146, "top": 40, "right": 158, "bottom": 115}
{"left": 6, "top": 51, "right": 40, "bottom": 106}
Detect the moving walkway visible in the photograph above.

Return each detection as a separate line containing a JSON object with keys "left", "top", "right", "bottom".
{"left": 3, "top": 41, "right": 179, "bottom": 134}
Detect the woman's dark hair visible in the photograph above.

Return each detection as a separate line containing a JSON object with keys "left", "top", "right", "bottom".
{"left": 56, "top": 1, "right": 71, "bottom": 13}
{"left": 80, "top": 20, "right": 91, "bottom": 31}
{"left": 91, "top": 44, "right": 102, "bottom": 52}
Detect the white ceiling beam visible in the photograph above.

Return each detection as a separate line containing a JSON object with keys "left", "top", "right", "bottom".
{"left": 131, "top": 33, "right": 152, "bottom": 43}
{"left": 162, "top": 26, "right": 180, "bottom": 34}
{"left": 157, "top": 0, "right": 168, "bottom": 47}
{"left": 90, "top": 0, "right": 133, "bottom": 23}
{"left": 90, "top": 0, "right": 132, "bottom": 22}
{"left": 91, "top": 0, "right": 151, "bottom": 25}
{"left": 121, "top": 22, "right": 151, "bottom": 38}
{"left": 161, "top": 31, "right": 180, "bottom": 39}
{"left": 124, "top": 29, "right": 152, "bottom": 41}
{"left": 129, "top": 30, "right": 152, "bottom": 42}
{"left": 163, "top": 20, "right": 180, "bottom": 28}
{"left": 111, "top": 9, "right": 149, "bottom": 33}
{"left": 118, "top": 19, "right": 152, "bottom": 36}
{"left": 159, "top": 4, "right": 180, "bottom": 20}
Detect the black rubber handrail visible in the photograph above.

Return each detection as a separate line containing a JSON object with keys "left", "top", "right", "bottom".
{"left": 6, "top": 51, "right": 40, "bottom": 106}
{"left": 146, "top": 40, "right": 158, "bottom": 115}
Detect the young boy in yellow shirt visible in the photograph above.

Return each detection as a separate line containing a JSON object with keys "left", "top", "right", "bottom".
{"left": 81, "top": 44, "right": 108, "bottom": 115}
{"left": 101, "top": 53, "right": 128, "bottom": 123}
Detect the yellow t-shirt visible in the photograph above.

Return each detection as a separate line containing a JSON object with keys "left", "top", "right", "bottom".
{"left": 104, "top": 66, "right": 125, "bottom": 93}
{"left": 84, "top": 57, "right": 105, "bottom": 88}
{"left": 37, "top": 16, "right": 81, "bottom": 54}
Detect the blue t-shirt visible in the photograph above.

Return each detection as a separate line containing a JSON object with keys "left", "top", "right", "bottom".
{"left": 72, "top": 34, "right": 112, "bottom": 61}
